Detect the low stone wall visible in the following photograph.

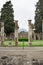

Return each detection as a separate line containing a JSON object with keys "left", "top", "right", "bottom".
{"left": 0, "top": 47, "right": 43, "bottom": 65}
{"left": 0, "top": 47, "right": 43, "bottom": 59}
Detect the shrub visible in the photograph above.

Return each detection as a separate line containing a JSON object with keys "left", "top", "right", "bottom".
{"left": 18, "top": 38, "right": 28, "bottom": 42}
{"left": 4, "top": 45, "right": 8, "bottom": 47}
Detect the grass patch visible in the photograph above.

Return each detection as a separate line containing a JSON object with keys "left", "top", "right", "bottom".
{"left": 3, "top": 40, "right": 43, "bottom": 47}
{"left": 32, "top": 40, "right": 43, "bottom": 47}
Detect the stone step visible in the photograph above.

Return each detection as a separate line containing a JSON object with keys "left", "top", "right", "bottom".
{"left": 0, "top": 47, "right": 43, "bottom": 51}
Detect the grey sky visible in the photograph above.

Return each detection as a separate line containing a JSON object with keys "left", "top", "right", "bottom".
{"left": 0, "top": 0, "right": 38, "bottom": 31}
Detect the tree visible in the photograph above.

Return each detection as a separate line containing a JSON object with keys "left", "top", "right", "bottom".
{"left": 0, "top": 1, "right": 14, "bottom": 35}
{"left": 34, "top": 0, "right": 43, "bottom": 33}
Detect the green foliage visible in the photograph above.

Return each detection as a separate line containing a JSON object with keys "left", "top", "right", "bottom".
{"left": 4, "top": 45, "right": 8, "bottom": 47}
{"left": 18, "top": 38, "right": 28, "bottom": 42}
{"left": 34, "top": 0, "right": 43, "bottom": 33}
{"left": 0, "top": 1, "right": 14, "bottom": 35}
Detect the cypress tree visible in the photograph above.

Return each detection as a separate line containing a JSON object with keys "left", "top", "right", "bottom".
{"left": 1, "top": 1, "right": 14, "bottom": 35}
{"left": 34, "top": 0, "right": 43, "bottom": 33}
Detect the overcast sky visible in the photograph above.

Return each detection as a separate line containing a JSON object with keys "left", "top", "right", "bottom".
{"left": 0, "top": 0, "right": 38, "bottom": 31}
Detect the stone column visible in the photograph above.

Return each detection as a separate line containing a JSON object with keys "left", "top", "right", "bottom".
{"left": 15, "top": 20, "right": 19, "bottom": 46}
{"left": 28, "top": 20, "right": 32, "bottom": 46}
{"left": 0, "top": 23, "right": 1, "bottom": 45}
{"left": 42, "top": 20, "right": 43, "bottom": 40}
{"left": 34, "top": 33, "right": 36, "bottom": 40}
{"left": 32, "top": 31, "right": 36, "bottom": 40}
{"left": 1, "top": 22, "right": 4, "bottom": 46}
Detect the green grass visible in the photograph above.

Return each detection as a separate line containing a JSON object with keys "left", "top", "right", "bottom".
{"left": 3, "top": 40, "right": 43, "bottom": 47}
{"left": 32, "top": 40, "right": 43, "bottom": 47}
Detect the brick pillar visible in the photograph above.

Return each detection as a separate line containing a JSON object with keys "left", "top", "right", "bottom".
{"left": 15, "top": 20, "right": 19, "bottom": 46}
{"left": 28, "top": 20, "right": 32, "bottom": 46}
{"left": 1, "top": 22, "right": 4, "bottom": 46}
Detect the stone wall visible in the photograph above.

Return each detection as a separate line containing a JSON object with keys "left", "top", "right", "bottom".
{"left": 18, "top": 31, "right": 28, "bottom": 38}
{"left": 0, "top": 47, "right": 43, "bottom": 65}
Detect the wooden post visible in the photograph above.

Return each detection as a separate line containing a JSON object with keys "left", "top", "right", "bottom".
{"left": 15, "top": 20, "right": 19, "bottom": 46}
{"left": 28, "top": 20, "right": 32, "bottom": 46}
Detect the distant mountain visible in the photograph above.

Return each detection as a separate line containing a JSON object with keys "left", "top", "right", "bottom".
{"left": 18, "top": 28, "right": 28, "bottom": 33}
